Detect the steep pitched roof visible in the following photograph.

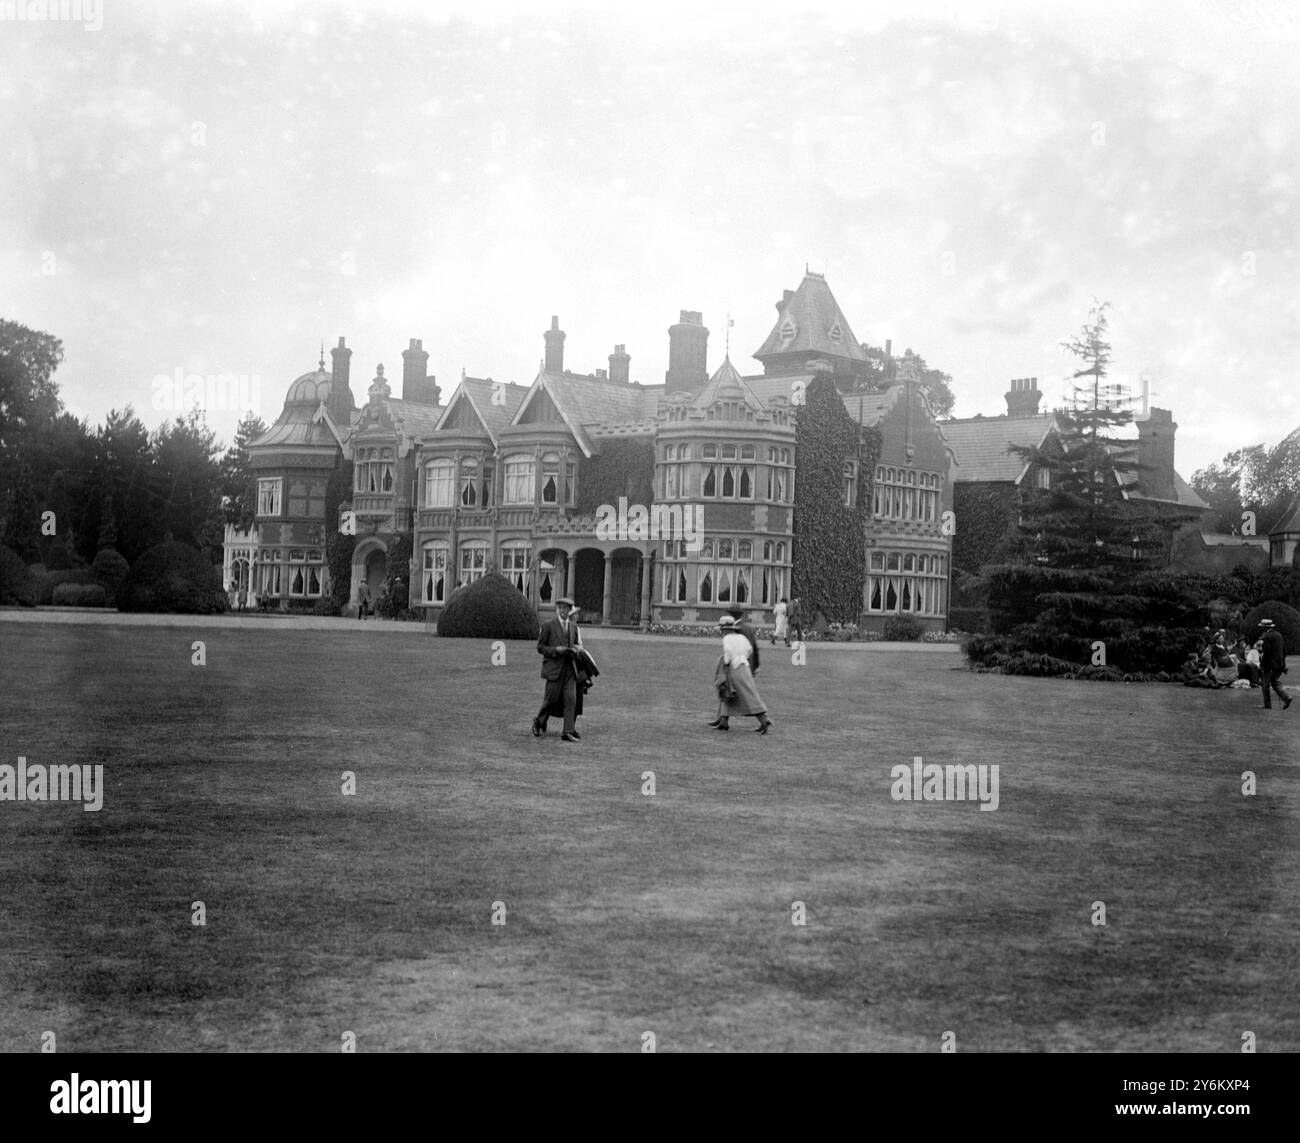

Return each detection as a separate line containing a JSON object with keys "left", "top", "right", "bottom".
{"left": 1116, "top": 465, "right": 1210, "bottom": 509}
{"left": 519, "top": 371, "right": 664, "bottom": 456}
{"left": 434, "top": 377, "right": 528, "bottom": 443}
{"left": 690, "top": 357, "right": 765, "bottom": 413}
{"left": 1271, "top": 492, "right": 1300, "bottom": 535}
{"left": 942, "top": 413, "right": 1059, "bottom": 483}
{"left": 754, "top": 271, "right": 868, "bottom": 365}
{"left": 384, "top": 399, "right": 445, "bottom": 441}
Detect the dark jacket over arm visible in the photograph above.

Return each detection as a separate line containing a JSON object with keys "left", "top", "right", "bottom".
{"left": 538, "top": 618, "right": 580, "bottom": 680}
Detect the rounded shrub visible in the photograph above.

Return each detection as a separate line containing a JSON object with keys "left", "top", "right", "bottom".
{"left": 118, "top": 541, "right": 229, "bottom": 614}
{"left": 312, "top": 595, "right": 342, "bottom": 617}
{"left": 52, "top": 582, "right": 108, "bottom": 607}
{"left": 882, "top": 615, "right": 923, "bottom": 641}
{"left": 0, "top": 546, "right": 38, "bottom": 606}
{"left": 1242, "top": 600, "right": 1300, "bottom": 650}
{"left": 91, "top": 548, "right": 131, "bottom": 605}
{"left": 438, "top": 572, "right": 539, "bottom": 639}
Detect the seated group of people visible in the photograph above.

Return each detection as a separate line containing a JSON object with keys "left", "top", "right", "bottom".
{"left": 1182, "top": 630, "right": 1261, "bottom": 688}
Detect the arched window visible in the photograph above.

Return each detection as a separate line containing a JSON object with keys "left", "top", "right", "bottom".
{"left": 459, "top": 541, "right": 489, "bottom": 584}
{"left": 701, "top": 444, "right": 718, "bottom": 459}
{"left": 722, "top": 444, "right": 736, "bottom": 460}
{"left": 424, "top": 459, "right": 454, "bottom": 507}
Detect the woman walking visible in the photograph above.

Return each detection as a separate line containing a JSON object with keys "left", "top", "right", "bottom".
{"left": 711, "top": 615, "right": 773, "bottom": 734}
{"left": 771, "top": 597, "right": 789, "bottom": 647}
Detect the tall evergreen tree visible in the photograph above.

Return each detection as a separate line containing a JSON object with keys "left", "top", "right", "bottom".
{"left": 219, "top": 412, "right": 268, "bottom": 531}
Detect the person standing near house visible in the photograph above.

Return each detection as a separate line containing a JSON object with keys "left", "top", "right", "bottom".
{"left": 787, "top": 596, "right": 804, "bottom": 645}
{"left": 357, "top": 581, "right": 370, "bottom": 620}
{"left": 534, "top": 597, "right": 585, "bottom": 741}
{"left": 727, "top": 606, "right": 760, "bottom": 675}
{"left": 1258, "top": 618, "right": 1292, "bottom": 710}
{"left": 710, "top": 615, "right": 772, "bottom": 733}
{"left": 771, "top": 597, "right": 789, "bottom": 647}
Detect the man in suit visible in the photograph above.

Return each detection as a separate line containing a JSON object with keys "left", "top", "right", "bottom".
{"left": 727, "top": 606, "right": 760, "bottom": 674}
{"left": 534, "top": 597, "right": 584, "bottom": 741}
{"left": 1258, "top": 618, "right": 1292, "bottom": 710}
{"left": 787, "top": 596, "right": 804, "bottom": 645}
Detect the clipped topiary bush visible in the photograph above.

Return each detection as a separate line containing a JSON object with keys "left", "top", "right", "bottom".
{"left": 52, "top": 582, "right": 108, "bottom": 607}
{"left": 312, "top": 595, "right": 342, "bottom": 616}
{"left": 43, "top": 541, "right": 74, "bottom": 571}
{"left": 1241, "top": 600, "right": 1300, "bottom": 651}
{"left": 0, "top": 546, "right": 38, "bottom": 606}
{"left": 438, "top": 572, "right": 539, "bottom": 639}
{"left": 882, "top": 615, "right": 923, "bottom": 641}
{"left": 118, "top": 541, "right": 229, "bottom": 614}
{"left": 35, "top": 567, "right": 97, "bottom": 605}
{"left": 91, "top": 548, "right": 130, "bottom": 605}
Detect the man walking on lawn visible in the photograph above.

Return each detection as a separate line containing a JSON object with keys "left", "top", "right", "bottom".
{"left": 1258, "top": 618, "right": 1292, "bottom": 710}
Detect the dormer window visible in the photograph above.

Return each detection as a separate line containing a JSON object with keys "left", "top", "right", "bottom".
{"left": 829, "top": 320, "right": 843, "bottom": 342}
{"left": 779, "top": 317, "right": 796, "bottom": 345}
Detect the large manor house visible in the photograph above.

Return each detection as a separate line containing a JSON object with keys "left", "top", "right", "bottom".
{"left": 225, "top": 271, "right": 1296, "bottom": 629}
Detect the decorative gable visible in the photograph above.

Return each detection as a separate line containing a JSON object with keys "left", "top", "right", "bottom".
{"left": 517, "top": 386, "right": 566, "bottom": 425}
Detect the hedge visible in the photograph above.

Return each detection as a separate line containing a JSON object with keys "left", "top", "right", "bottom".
{"left": 313, "top": 595, "right": 343, "bottom": 616}
{"left": 91, "top": 548, "right": 131, "bottom": 605}
{"left": 882, "top": 615, "right": 922, "bottom": 641}
{"left": 0, "top": 546, "right": 38, "bottom": 606}
{"left": 118, "top": 541, "right": 229, "bottom": 614}
{"left": 438, "top": 572, "right": 539, "bottom": 639}
{"left": 36, "top": 567, "right": 97, "bottom": 605}
{"left": 52, "top": 582, "right": 108, "bottom": 607}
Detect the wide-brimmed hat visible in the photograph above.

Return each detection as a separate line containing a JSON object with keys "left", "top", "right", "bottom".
{"left": 718, "top": 615, "right": 737, "bottom": 628}
{"left": 1258, "top": 618, "right": 1276, "bottom": 628}
{"left": 555, "top": 596, "right": 575, "bottom": 608}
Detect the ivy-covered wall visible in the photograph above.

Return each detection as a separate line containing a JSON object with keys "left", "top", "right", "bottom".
{"left": 575, "top": 437, "right": 656, "bottom": 514}
{"left": 952, "top": 482, "right": 1019, "bottom": 576}
{"left": 792, "top": 374, "right": 876, "bottom": 623}
{"left": 325, "top": 461, "right": 354, "bottom": 604}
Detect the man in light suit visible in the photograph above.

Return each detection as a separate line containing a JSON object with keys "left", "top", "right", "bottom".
{"left": 534, "top": 597, "right": 584, "bottom": 741}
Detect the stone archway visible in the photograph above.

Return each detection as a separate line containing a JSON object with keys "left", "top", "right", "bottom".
{"left": 351, "top": 538, "right": 388, "bottom": 611}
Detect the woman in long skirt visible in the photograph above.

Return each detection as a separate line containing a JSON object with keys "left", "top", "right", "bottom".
{"left": 711, "top": 615, "right": 773, "bottom": 733}
{"left": 770, "top": 597, "right": 789, "bottom": 647}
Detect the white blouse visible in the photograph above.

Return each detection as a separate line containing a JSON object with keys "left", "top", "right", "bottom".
{"left": 721, "top": 631, "right": 753, "bottom": 668}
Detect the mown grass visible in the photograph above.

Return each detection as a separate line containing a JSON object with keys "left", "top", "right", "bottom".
{"left": 1, "top": 623, "right": 1297, "bottom": 1051}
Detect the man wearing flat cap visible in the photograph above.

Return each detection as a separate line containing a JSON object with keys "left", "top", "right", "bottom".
{"left": 534, "top": 597, "right": 585, "bottom": 741}
{"left": 1258, "top": 618, "right": 1292, "bottom": 710}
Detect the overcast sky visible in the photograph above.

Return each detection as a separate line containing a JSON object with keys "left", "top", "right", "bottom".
{"left": 2, "top": 0, "right": 1297, "bottom": 478}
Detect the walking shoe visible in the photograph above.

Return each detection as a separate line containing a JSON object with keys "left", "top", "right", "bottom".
{"left": 714, "top": 721, "right": 729, "bottom": 731}
{"left": 1285, "top": 697, "right": 1293, "bottom": 710}
{"left": 561, "top": 732, "right": 578, "bottom": 742}
{"left": 532, "top": 719, "right": 543, "bottom": 737}
{"left": 569, "top": 730, "right": 581, "bottom": 739}
{"left": 755, "top": 718, "right": 772, "bottom": 734}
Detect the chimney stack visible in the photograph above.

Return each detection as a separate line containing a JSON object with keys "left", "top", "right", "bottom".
{"left": 329, "top": 337, "right": 356, "bottom": 423}
{"left": 1136, "top": 407, "right": 1178, "bottom": 501}
{"left": 543, "top": 315, "right": 565, "bottom": 372}
{"left": 609, "top": 343, "right": 630, "bottom": 384}
{"left": 401, "top": 337, "right": 439, "bottom": 405}
{"left": 1005, "top": 376, "right": 1043, "bottom": 418}
{"left": 775, "top": 289, "right": 795, "bottom": 313}
{"left": 665, "top": 310, "right": 709, "bottom": 394}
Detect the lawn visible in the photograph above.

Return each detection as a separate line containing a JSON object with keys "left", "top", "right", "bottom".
{"left": 1, "top": 622, "right": 1297, "bottom": 1052}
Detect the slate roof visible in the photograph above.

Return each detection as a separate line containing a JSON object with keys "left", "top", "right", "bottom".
{"left": 525, "top": 371, "right": 665, "bottom": 455}
{"left": 1198, "top": 533, "right": 1269, "bottom": 550}
{"left": 941, "top": 413, "right": 1059, "bottom": 482}
{"left": 1116, "top": 466, "right": 1210, "bottom": 509}
{"left": 753, "top": 271, "right": 868, "bottom": 365}
{"left": 1271, "top": 492, "right": 1300, "bottom": 535}
{"left": 690, "top": 357, "right": 765, "bottom": 413}
{"left": 384, "top": 399, "right": 445, "bottom": 441}
{"left": 434, "top": 377, "right": 529, "bottom": 443}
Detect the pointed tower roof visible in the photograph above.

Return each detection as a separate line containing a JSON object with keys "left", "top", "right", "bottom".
{"left": 753, "top": 270, "right": 868, "bottom": 369}
{"left": 691, "top": 356, "right": 765, "bottom": 413}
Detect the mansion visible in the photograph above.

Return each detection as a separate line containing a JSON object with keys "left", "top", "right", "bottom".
{"left": 225, "top": 271, "right": 956, "bottom": 630}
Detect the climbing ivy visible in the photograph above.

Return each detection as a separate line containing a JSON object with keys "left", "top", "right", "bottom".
{"left": 325, "top": 461, "right": 354, "bottom": 604}
{"left": 575, "top": 437, "right": 656, "bottom": 514}
{"left": 792, "top": 374, "right": 875, "bottom": 623}
{"left": 951, "top": 483, "right": 1019, "bottom": 576}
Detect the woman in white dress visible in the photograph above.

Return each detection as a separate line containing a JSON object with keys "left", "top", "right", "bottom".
{"left": 711, "top": 615, "right": 772, "bottom": 733}
{"left": 770, "top": 597, "right": 789, "bottom": 646}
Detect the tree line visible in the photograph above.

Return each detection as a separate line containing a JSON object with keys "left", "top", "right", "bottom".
{"left": 0, "top": 318, "right": 264, "bottom": 569}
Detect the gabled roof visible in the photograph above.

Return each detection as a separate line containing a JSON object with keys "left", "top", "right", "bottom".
{"left": 754, "top": 271, "right": 868, "bottom": 365}
{"left": 942, "top": 413, "right": 1059, "bottom": 483}
{"left": 433, "top": 377, "right": 528, "bottom": 444}
{"left": 1116, "top": 466, "right": 1210, "bottom": 510}
{"left": 1272, "top": 492, "right": 1300, "bottom": 536}
{"left": 383, "top": 398, "right": 445, "bottom": 441}
{"left": 690, "top": 357, "right": 765, "bottom": 413}
{"left": 516, "top": 371, "right": 664, "bottom": 456}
